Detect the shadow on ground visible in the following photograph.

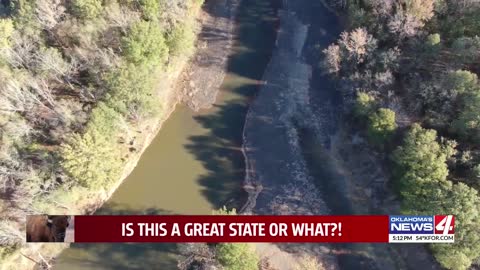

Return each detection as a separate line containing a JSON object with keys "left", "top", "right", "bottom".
{"left": 185, "top": 0, "right": 279, "bottom": 210}
{"left": 56, "top": 203, "right": 179, "bottom": 270}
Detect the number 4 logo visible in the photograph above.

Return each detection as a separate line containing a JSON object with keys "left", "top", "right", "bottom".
{"left": 434, "top": 215, "right": 455, "bottom": 235}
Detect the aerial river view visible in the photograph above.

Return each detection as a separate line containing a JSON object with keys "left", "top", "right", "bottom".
{"left": 3, "top": 0, "right": 479, "bottom": 269}
{"left": 54, "top": 0, "right": 278, "bottom": 268}
{"left": 55, "top": 0, "right": 440, "bottom": 269}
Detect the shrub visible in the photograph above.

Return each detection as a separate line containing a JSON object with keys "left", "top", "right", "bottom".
{"left": 213, "top": 207, "right": 258, "bottom": 270}
{"left": 367, "top": 108, "right": 396, "bottom": 144}
{"left": 216, "top": 243, "right": 258, "bottom": 270}
{"left": 425, "top": 33, "right": 441, "bottom": 54}
{"left": 472, "top": 164, "right": 480, "bottom": 180}
{"left": 353, "top": 92, "right": 375, "bottom": 118}
{"left": 0, "top": 19, "right": 14, "bottom": 49}
{"left": 212, "top": 206, "right": 237, "bottom": 215}
{"left": 426, "top": 33, "right": 441, "bottom": 46}
{"left": 139, "top": 0, "right": 160, "bottom": 21}
{"left": 0, "top": 246, "right": 18, "bottom": 262}
{"left": 71, "top": 0, "right": 103, "bottom": 19}
{"left": 166, "top": 23, "right": 196, "bottom": 57}
{"left": 295, "top": 254, "right": 325, "bottom": 270}
{"left": 122, "top": 20, "right": 169, "bottom": 67}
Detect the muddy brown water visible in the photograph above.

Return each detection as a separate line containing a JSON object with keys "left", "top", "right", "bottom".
{"left": 53, "top": 0, "right": 279, "bottom": 269}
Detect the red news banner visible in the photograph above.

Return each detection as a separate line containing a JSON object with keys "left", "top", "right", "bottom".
{"left": 74, "top": 215, "right": 389, "bottom": 243}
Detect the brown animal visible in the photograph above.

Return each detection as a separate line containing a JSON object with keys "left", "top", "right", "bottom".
{"left": 26, "top": 215, "right": 70, "bottom": 242}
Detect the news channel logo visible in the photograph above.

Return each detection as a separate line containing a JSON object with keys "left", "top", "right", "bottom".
{"left": 388, "top": 215, "right": 455, "bottom": 243}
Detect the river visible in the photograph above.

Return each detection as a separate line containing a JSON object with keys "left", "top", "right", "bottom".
{"left": 53, "top": 0, "right": 279, "bottom": 269}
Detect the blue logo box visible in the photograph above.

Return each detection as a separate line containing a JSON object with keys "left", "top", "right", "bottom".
{"left": 389, "top": 215, "right": 434, "bottom": 234}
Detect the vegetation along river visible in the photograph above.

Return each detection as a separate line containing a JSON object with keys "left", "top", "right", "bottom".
{"left": 53, "top": 0, "right": 279, "bottom": 268}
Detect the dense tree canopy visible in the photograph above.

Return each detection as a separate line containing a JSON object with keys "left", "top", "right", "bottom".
{"left": 0, "top": 0, "right": 201, "bottom": 266}
{"left": 392, "top": 123, "right": 480, "bottom": 269}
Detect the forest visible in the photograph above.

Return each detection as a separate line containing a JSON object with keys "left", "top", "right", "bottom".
{"left": 323, "top": 0, "right": 480, "bottom": 269}
{"left": 0, "top": 0, "right": 200, "bottom": 266}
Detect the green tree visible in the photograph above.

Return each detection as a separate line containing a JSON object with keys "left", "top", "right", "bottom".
{"left": 11, "top": 0, "right": 39, "bottom": 34}
{"left": 61, "top": 130, "right": 122, "bottom": 189}
{"left": 61, "top": 103, "right": 123, "bottom": 189}
{"left": 367, "top": 108, "right": 396, "bottom": 144}
{"left": 444, "top": 70, "right": 478, "bottom": 96}
{"left": 353, "top": 92, "right": 376, "bottom": 118}
{"left": 393, "top": 124, "right": 480, "bottom": 269}
{"left": 139, "top": 0, "right": 160, "bottom": 21}
{"left": 392, "top": 124, "right": 452, "bottom": 212}
{"left": 452, "top": 37, "right": 480, "bottom": 65}
{"left": 216, "top": 243, "right": 259, "bottom": 270}
{"left": 442, "top": 70, "right": 480, "bottom": 141}
{"left": 87, "top": 102, "right": 122, "bottom": 136}
{"left": 420, "top": 70, "right": 479, "bottom": 128}
{"left": 122, "top": 20, "right": 169, "bottom": 67}
{"left": 71, "top": 0, "right": 103, "bottom": 19}
{"left": 453, "top": 92, "right": 480, "bottom": 141}
{"left": 105, "top": 63, "right": 158, "bottom": 117}
{"left": 425, "top": 33, "right": 441, "bottom": 54}
{"left": 431, "top": 183, "right": 480, "bottom": 270}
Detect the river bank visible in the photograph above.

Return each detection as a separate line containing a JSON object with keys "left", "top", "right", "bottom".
{"left": 241, "top": 0, "right": 340, "bottom": 267}
{"left": 53, "top": 0, "right": 279, "bottom": 268}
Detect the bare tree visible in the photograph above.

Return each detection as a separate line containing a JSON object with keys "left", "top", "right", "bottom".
{"left": 105, "top": 2, "right": 141, "bottom": 32}
{"left": 0, "top": 78, "right": 38, "bottom": 114}
{"left": 3, "top": 31, "right": 40, "bottom": 69}
{"left": 339, "top": 28, "right": 377, "bottom": 64}
{"left": 388, "top": 11, "right": 422, "bottom": 40}
{"left": 0, "top": 220, "right": 23, "bottom": 247}
{"left": 28, "top": 78, "right": 57, "bottom": 109}
{"left": 367, "top": 0, "right": 394, "bottom": 17}
{"left": 405, "top": 0, "right": 434, "bottom": 22}
{"left": 35, "top": 0, "right": 66, "bottom": 30}
{"left": 34, "top": 47, "right": 72, "bottom": 81}
{"left": 322, "top": 44, "right": 341, "bottom": 74}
